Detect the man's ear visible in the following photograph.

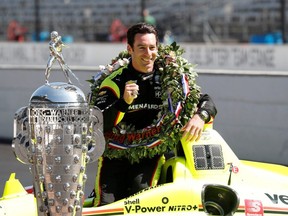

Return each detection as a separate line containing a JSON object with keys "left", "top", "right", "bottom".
{"left": 127, "top": 44, "right": 133, "bottom": 54}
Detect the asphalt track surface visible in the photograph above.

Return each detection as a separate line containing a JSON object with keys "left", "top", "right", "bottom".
{"left": 0, "top": 142, "right": 98, "bottom": 199}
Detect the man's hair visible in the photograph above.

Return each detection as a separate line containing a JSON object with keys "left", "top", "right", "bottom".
{"left": 127, "top": 23, "right": 159, "bottom": 47}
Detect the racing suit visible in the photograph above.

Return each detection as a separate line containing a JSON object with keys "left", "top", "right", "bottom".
{"left": 92, "top": 62, "right": 217, "bottom": 206}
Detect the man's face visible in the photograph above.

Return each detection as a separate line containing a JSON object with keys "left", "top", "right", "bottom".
{"left": 127, "top": 33, "right": 158, "bottom": 73}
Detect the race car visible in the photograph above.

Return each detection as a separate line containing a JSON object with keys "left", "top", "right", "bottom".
{"left": 1, "top": 125, "right": 288, "bottom": 215}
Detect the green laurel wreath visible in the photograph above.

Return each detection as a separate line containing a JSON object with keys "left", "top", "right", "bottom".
{"left": 88, "top": 42, "right": 201, "bottom": 163}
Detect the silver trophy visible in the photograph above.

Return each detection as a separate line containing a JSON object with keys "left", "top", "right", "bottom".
{"left": 12, "top": 31, "right": 105, "bottom": 216}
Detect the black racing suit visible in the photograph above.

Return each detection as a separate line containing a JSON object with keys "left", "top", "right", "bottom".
{"left": 92, "top": 62, "right": 217, "bottom": 206}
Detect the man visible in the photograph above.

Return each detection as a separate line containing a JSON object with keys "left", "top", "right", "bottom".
{"left": 91, "top": 23, "right": 217, "bottom": 206}
{"left": 143, "top": 9, "right": 156, "bottom": 26}
{"left": 45, "top": 31, "right": 72, "bottom": 84}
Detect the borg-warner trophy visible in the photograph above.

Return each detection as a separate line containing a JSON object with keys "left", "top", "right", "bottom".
{"left": 12, "top": 31, "right": 105, "bottom": 216}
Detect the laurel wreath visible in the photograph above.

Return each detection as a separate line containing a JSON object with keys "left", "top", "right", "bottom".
{"left": 88, "top": 42, "right": 201, "bottom": 163}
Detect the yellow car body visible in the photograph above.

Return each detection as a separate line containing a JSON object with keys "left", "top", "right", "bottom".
{"left": 1, "top": 128, "right": 288, "bottom": 215}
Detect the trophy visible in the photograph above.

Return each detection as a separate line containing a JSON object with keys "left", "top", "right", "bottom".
{"left": 12, "top": 31, "right": 105, "bottom": 216}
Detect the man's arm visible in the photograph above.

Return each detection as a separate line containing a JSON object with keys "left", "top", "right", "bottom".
{"left": 94, "top": 86, "right": 125, "bottom": 132}
{"left": 181, "top": 93, "right": 217, "bottom": 142}
{"left": 196, "top": 94, "right": 217, "bottom": 123}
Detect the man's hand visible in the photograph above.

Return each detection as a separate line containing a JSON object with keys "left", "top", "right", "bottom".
{"left": 123, "top": 81, "right": 139, "bottom": 104}
{"left": 181, "top": 114, "right": 205, "bottom": 142}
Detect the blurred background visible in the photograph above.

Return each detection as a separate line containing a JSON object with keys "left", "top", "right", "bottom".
{"left": 0, "top": 0, "right": 287, "bottom": 44}
{"left": 1, "top": 0, "right": 288, "bottom": 195}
